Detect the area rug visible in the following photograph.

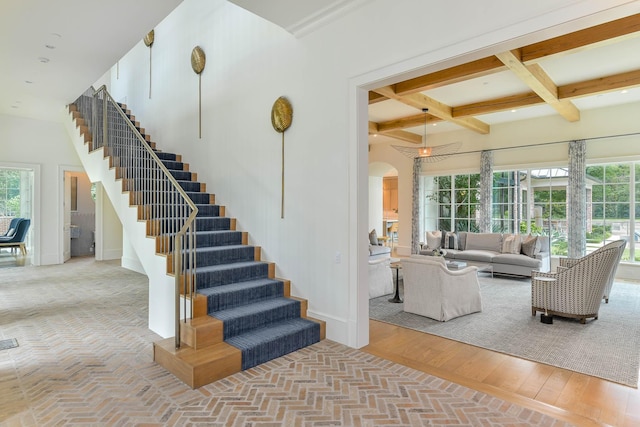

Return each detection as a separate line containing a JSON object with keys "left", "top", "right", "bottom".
{"left": 370, "top": 275, "right": 640, "bottom": 388}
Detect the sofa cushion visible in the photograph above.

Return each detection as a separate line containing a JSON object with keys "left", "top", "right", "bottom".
{"left": 443, "top": 231, "right": 459, "bottom": 249}
{"left": 502, "top": 234, "right": 522, "bottom": 254}
{"left": 425, "top": 231, "right": 442, "bottom": 249}
{"left": 369, "top": 244, "right": 390, "bottom": 257}
{"left": 465, "top": 233, "right": 503, "bottom": 252}
{"left": 457, "top": 232, "right": 467, "bottom": 250}
{"left": 521, "top": 235, "right": 541, "bottom": 257}
{"left": 492, "top": 253, "right": 541, "bottom": 269}
{"left": 453, "top": 249, "right": 498, "bottom": 263}
{"left": 369, "top": 229, "right": 379, "bottom": 246}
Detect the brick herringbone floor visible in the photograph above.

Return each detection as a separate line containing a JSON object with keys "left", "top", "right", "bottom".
{"left": 0, "top": 258, "right": 571, "bottom": 426}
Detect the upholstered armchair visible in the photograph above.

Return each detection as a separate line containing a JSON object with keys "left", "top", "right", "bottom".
{"left": 368, "top": 257, "right": 394, "bottom": 298}
{"left": 401, "top": 256, "right": 482, "bottom": 321}
{"left": 558, "top": 239, "right": 626, "bottom": 303}
{"left": 0, "top": 218, "right": 31, "bottom": 255}
{"left": 1, "top": 218, "right": 23, "bottom": 238}
{"left": 531, "top": 242, "right": 621, "bottom": 323}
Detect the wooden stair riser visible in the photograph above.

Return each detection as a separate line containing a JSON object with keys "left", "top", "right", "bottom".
{"left": 180, "top": 314, "right": 223, "bottom": 349}
{"left": 153, "top": 339, "right": 242, "bottom": 389}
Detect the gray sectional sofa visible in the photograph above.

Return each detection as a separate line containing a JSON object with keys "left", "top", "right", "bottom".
{"left": 421, "top": 231, "right": 550, "bottom": 277}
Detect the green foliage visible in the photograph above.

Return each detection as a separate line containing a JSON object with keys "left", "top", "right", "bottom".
{"left": 519, "top": 221, "right": 544, "bottom": 235}
{"left": 550, "top": 230, "right": 568, "bottom": 256}
{"left": 585, "top": 225, "right": 611, "bottom": 243}
{"left": 5, "top": 195, "right": 20, "bottom": 216}
{"left": 0, "top": 169, "right": 22, "bottom": 216}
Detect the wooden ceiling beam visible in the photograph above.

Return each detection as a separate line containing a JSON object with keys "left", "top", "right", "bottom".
{"left": 373, "top": 86, "right": 490, "bottom": 134}
{"left": 369, "top": 91, "right": 387, "bottom": 104}
{"left": 496, "top": 49, "right": 580, "bottom": 122}
{"left": 452, "top": 92, "right": 544, "bottom": 117}
{"left": 394, "top": 56, "right": 506, "bottom": 96}
{"left": 521, "top": 13, "right": 640, "bottom": 62}
{"left": 376, "top": 113, "right": 442, "bottom": 133}
{"left": 559, "top": 69, "right": 640, "bottom": 99}
{"left": 369, "top": 121, "right": 422, "bottom": 144}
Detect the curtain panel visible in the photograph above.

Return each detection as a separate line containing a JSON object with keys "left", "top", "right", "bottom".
{"left": 411, "top": 157, "right": 422, "bottom": 254}
{"left": 568, "top": 139, "right": 587, "bottom": 258}
{"left": 479, "top": 150, "right": 493, "bottom": 233}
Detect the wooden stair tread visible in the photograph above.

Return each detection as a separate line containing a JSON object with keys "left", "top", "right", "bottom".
{"left": 153, "top": 338, "right": 241, "bottom": 388}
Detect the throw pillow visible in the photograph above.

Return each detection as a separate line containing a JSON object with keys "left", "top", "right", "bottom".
{"left": 440, "top": 230, "right": 448, "bottom": 249}
{"left": 369, "top": 229, "right": 378, "bottom": 246}
{"left": 502, "top": 234, "right": 522, "bottom": 254}
{"left": 443, "top": 231, "right": 458, "bottom": 250}
{"left": 426, "top": 231, "right": 442, "bottom": 249}
{"left": 6, "top": 228, "right": 15, "bottom": 237}
{"left": 521, "top": 234, "right": 541, "bottom": 257}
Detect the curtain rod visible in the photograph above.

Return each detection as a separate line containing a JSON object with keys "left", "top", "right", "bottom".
{"left": 447, "top": 130, "right": 640, "bottom": 157}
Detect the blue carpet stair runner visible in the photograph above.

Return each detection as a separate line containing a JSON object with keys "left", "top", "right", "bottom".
{"left": 115, "top": 103, "right": 321, "bottom": 373}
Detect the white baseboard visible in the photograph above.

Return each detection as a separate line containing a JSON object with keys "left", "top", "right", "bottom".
{"left": 307, "top": 309, "right": 349, "bottom": 346}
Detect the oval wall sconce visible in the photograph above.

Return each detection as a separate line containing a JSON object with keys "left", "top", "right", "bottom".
{"left": 144, "top": 30, "right": 155, "bottom": 98}
{"left": 271, "top": 96, "right": 293, "bottom": 218}
{"left": 191, "top": 46, "right": 206, "bottom": 138}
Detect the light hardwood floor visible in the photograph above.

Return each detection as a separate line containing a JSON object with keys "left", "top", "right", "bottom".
{"left": 364, "top": 314, "right": 640, "bottom": 427}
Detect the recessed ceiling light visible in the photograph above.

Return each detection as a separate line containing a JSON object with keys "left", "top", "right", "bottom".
{"left": 621, "top": 90, "right": 628, "bottom": 94}
{"left": 511, "top": 109, "right": 517, "bottom": 113}
{"left": 432, "top": 123, "right": 437, "bottom": 126}
{"left": 373, "top": 134, "right": 377, "bottom": 137}
{"left": 38, "top": 57, "right": 50, "bottom": 63}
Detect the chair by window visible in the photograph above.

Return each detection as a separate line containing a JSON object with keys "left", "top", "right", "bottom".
{"left": 0, "top": 218, "right": 30, "bottom": 256}
{"left": 1, "top": 218, "right": 23, "bottom": 238}
{"left": 558, "top": 239, "right": 626, "bottom": 303}
{"left": 531, "top": 241, "right": 622, "bottom": 324}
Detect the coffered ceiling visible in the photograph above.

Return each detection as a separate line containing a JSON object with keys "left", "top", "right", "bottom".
{"left": 368, "top": 14, "right": 640, "bottom": 144}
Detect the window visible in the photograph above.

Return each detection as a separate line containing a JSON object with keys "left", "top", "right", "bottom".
{"left": 423, "top": 173, "right": 480, "bottom": 233}
{"left": 587, "top": 163, "right": 636, "bottom": 261}
{"left": 424, "top": 162, "right": 638, "bottom": 262}
{"left": 0, "top": 167, "right": 33, "bottom": 236}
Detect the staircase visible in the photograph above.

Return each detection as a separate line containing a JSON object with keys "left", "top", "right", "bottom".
{"left": 66, "top": 87, "right": 325, "bottom": 388}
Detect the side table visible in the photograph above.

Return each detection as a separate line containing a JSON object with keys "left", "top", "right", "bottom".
{"left": 389, "top": 259, "right": 403, "bottom": 303}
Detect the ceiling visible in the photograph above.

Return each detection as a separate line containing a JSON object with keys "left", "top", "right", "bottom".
{"left": 368, "top": 13, "right": 640, "bottom": 145}
{"left": 3, "top": 2, "right": 639, "bottom": 136}
{"left": 0, "top": 0, "right": 184, "bottom": 122}
{"left": 0, "top": 0, "right": 358, "bottom": 123}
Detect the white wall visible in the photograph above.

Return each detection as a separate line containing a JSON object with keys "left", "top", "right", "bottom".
{"left": 0, "top": 113, "right": 82, "bottom": 265}
{"left": 368, "top": 176, "right": 383, "bottom": 236}
{"left": 107, "top": 0, "right": 640, "bottom": 347}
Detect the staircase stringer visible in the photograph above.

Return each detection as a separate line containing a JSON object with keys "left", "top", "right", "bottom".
{"left": 63, "top": 107, "right": 178, "bottom": 339}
